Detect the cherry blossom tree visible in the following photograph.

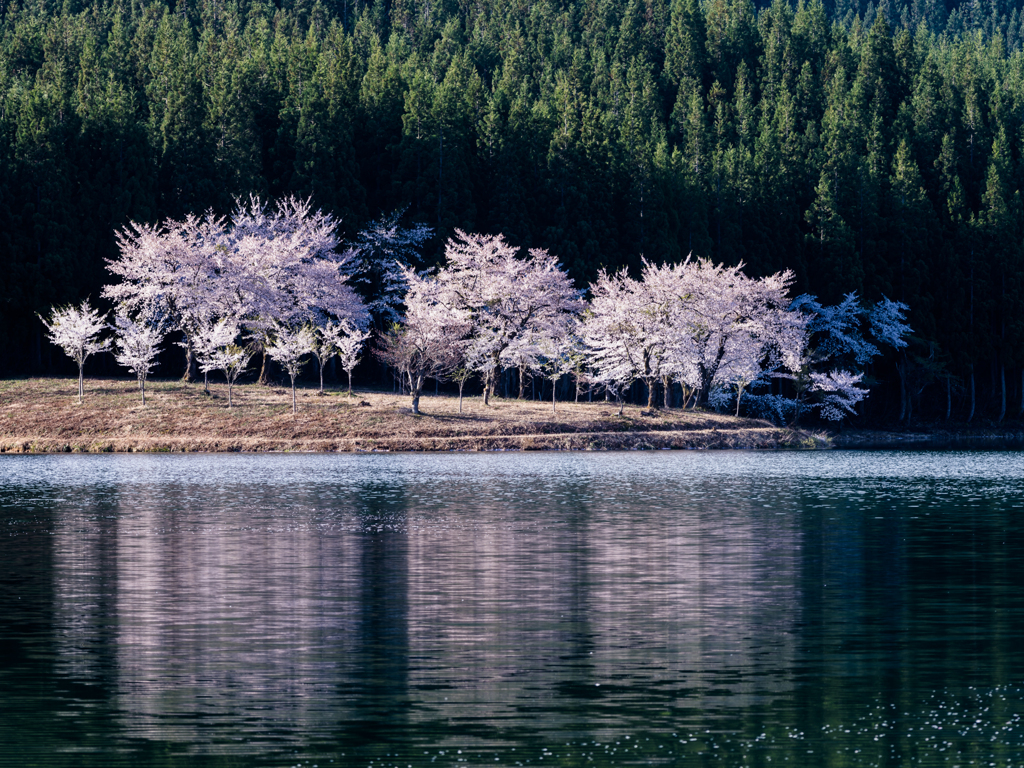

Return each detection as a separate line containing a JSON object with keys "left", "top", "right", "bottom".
{"left": 810, "top": 370, "right": 870, "bottom": 421}
{"left": 193, "top": 318, "right": 242, "bottom": 394}
{"left": 352, "top": 207, "right": 433, "bottom": 325}
{"left": 432, "top": 231, "right": 583, "bottom": 406}
{"left": 266, "top": 323, "right": 315, "bottom": 414}
{"left": 581, "top": 261, "right": 688, "bottom": 410}
{"left": 377, "top": 270, "right": 471, "bottom": 415}
{"left": 581, "top": 257, "right": 805, "bottom": 415}
{"left": 106, "top": 196, "right": 369, "bottom": 385}
{"left": 448, "top": 365, "right": 475, "bottom": 413}
{"left": 715, "top": 334, "right": 769, "bottom": 417}
{"left": 335, "top": 322, "right": 371, "bottom": 395}
{"left": 226, "top": 196, "right": 368, "bottom": 383}
{"left": 581, "top": 272, "right": 647, "bottom": 410}
{"left": 39, "top": 300, "right": 110, "bottom": 403}
{"left": 310, "top": 322, "right": 342, "bottom": 394}
{"left": 790, "top": 292, "right": 879, "bottom": 366}
{"left": 113, "top": 313, "right": 166, "bottom": 405}
{"left": 312, "top": 320, "right": 370, "bottom": 394}
{"left": 681, "top": 258, "right": 802, "bottom": 407}
{"left": 790, "top": 292, "right": 912, "bottom": 423}
{"left": 107, "top": 213, "right": 227, "bottom": 380}
{"left": 205, "top": 339, "right": 253, "bottom": 408}
{"left": 228, "top": 196, "right": 366, "bottom": 324}
{"left": 502, "top": 335, "right": 541, "bottom": 400}
{"left": 534, "top": 332, "right": 577, "bottom": 413}
{"left": 868, "top": 296, "right": 912, "bottom": 350}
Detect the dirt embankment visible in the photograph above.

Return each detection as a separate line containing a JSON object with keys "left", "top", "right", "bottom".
{"left": 0, "top": 377, "right": 827, "bottom": 453}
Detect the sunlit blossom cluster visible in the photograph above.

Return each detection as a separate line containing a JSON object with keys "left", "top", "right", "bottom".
{"left": 40, "top": 197, "right": 425, "bottom": 407}
{"left": 384, "top": 235, "right": 910, "bottom": 422}
{"left": 41, "top": 196, "right": 910, "bottom": 422}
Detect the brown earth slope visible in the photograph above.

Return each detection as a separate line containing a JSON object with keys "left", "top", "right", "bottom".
{"left": 0, "top": 377, "right": 825, "bottom": 453}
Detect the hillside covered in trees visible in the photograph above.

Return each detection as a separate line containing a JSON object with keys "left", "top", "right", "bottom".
{"left": 3, "top": 0, "right": 1024, "bottom": 421}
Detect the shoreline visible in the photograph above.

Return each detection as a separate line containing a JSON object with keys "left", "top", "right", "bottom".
{"left": 0, "top": 376, "right": 824, "bottom": 454}
{"left": 0, "top": 427, "right": 815, "bottom": 454}
{"left": 5, "top": 377, "right": 1021, "bottom": 454}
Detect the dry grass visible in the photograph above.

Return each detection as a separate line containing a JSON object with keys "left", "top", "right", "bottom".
{"left": 0, "top": 376, "right": 824, "bottom": 453}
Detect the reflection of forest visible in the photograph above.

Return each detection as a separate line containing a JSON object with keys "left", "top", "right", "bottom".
{"left": 40, "top": 463, "right": 1024, "bottom": 753}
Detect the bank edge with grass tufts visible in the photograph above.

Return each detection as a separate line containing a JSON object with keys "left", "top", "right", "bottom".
{"left": 0, "top": 377, "right": 828, "bottom": 453}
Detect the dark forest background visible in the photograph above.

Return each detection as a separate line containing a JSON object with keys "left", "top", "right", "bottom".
{"left": 3, "top": 0, "right": 1024, "bottom": 421}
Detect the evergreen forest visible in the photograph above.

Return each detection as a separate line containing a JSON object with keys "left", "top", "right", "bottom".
{"left": 3, "top": 0, "right": 1024, "bottom": 421}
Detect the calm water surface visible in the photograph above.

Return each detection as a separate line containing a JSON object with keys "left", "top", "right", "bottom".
{"left": 1, "top": 451, "right": 1023, "bottom": 767}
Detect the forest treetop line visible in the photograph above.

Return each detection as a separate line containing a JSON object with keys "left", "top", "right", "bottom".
{"left": 2, "top": 0, "right": 1024, "bottom": 421}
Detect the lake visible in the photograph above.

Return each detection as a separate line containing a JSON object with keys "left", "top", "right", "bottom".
{"left": 1, "top": 451, "right": 1023, "bottom": 766}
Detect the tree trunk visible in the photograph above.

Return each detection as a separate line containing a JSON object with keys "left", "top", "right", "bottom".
{"left": 319, "top": 362, "right": 325, "bottom": 393}
{"left": 347, "top": 369, "right": 353, "bottom": 395}
{"left": 687, "top": 388, "right": 700, "bottom": 410}
{"left": 34, "top": 325, "right": 42, "bottom": 372}
{"left": 483, "top": 366, "right": 495, "bottom": 406}
{"left": 410, "top": 372, "right": 422, "bottom": 415}
{"left": 518, "top": 364, "right": 527, "bottom": 399}
{"left": 78, "top": 366, "right": 84, "bottom": 403}
{"left": 141, "top": 377, "right": 146, "bottom": 406}
{"left": 291, "top": 376, "right": 297, "bottom": 414}
{"left": 897, "top": 358, "right": 907, "bottom": 423}
{"left": 228, "top": 381, "right": 233, "bottom": 408}
{"left": 259, "top": 350, "right": 269, "bottom": 385}
{"left": 663, "top": 376, "right": 671, "bottom": 409}
{"left": 458, "top": 381, "right": 464, "bottom": 413}
{"left": 735, "top": 384, "right": 745, "bottom": 417}
{"left": 998, "top": 362, "right": 1006, "bottom": 422}
{"left": 181, "top": 340, "right": 196, "bottom": 382}
{"left": 967, "top": 366, "right": 976, "bottom": 422}
{"left": 552, "top": 378, "right": 557, "bottom": 413}
{"left": 646, "top": 379, "right": 656, "bottom": 409}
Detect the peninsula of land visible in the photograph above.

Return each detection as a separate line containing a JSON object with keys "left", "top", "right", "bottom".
{"left": 0, "top": 377, "right": 824, "bottom": 453}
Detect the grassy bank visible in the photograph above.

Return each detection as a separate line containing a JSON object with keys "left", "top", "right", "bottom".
{"left": 0, "top": 377, "right": 825, "bottom": 453}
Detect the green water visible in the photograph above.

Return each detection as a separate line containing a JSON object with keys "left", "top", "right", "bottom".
{"left": 0, "top": 451, "right": 1022, "bottom": 767}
